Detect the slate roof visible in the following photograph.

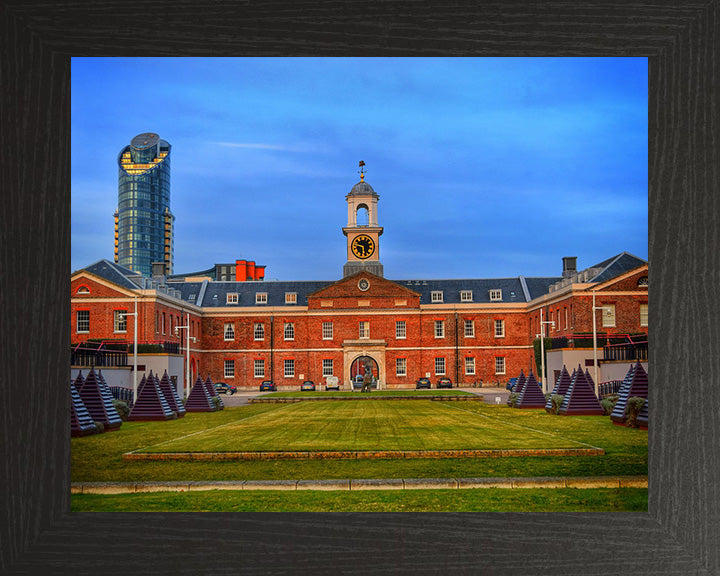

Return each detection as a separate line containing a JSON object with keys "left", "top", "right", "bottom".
{"left": 168, "top": 280, "right": 336, "bottom": 308}
{"left": 588, "top": 252, "right": 647, "bottom": 284}
{"left": 520, "top": 277, "right": 565, "bottom": 301}
{"left": 75, "top": 252, "right": 645, "bottom": 308}
{"left": 76, "top": 259, "right": 145, "bottom": 291}
{"left": 163, "top": 276, "right": 562, "bottom": 307}
{"left": 390, "top": 277, "right": 557, "bottom": 304}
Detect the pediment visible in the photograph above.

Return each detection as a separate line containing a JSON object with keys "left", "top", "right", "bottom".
{"left": 307, "top": 272, "right": 420, "bottom": 309}
{"left": 589, "top": 265, "right": 649, "bottom": 292}
{"left": 71, "top": 272, "right": 139, "bottom": 299}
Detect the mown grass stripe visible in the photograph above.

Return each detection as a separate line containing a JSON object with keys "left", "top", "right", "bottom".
{"left": 437, "top": 401, "right": 605, "bottom": 452}
{"left": 125, "top": 402, "right": 296, "bottom": 455}
{"left": 133, "top": 400, "right": 593, "bottom": 454}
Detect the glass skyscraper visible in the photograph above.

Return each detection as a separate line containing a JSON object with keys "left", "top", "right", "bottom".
{"left": 115, "top": 132, "right": 174, "bottom": 277}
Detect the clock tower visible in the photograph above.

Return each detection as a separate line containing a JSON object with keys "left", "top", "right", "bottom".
{"left": 343, "top": 162, "right": 384, "bottom": 278}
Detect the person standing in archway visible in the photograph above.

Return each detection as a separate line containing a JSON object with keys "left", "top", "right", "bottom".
{"left": 361, "top": 367, "right": 373, "bottom": 393}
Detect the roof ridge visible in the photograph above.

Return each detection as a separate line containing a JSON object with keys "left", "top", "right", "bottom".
{"left": 617, "top": 250, "right": 647, "bottom": 264}
{"left": 196, "top": 280, "right": 209, "bottom": 307}
{"left": 589, "top": 253, "right": 624, "bottom": 281}
{"left": 589, "top": 251, "right": 647, "bottom": 282}
{"left": 518, "top": 276, "right": 531, "bottom": 301}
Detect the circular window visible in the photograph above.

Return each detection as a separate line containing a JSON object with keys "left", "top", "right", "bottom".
{"left": 358, "top": 278, "right": 370, "bottom": 291}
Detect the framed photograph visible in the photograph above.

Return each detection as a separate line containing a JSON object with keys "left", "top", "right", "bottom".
{"left": 1, "top": 2, "right": 716, "bottom": 574}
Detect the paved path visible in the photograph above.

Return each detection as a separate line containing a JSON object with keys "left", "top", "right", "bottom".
{"left": 72, "top": 475, "right": 648, "bottom": 494}
{"left": 219, "top": 386, "right": 510, "bottom": 407}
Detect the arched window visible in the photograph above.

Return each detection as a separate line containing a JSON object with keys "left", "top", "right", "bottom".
{"left": 76, "top": 285, "right": 90, "bottom": 294}
{"left": 356, "top": 204, "right": 369, "bottom": 226}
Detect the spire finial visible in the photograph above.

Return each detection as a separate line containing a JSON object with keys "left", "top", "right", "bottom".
{"left": 358, "top": 160, "right": 366, "bottom": 181}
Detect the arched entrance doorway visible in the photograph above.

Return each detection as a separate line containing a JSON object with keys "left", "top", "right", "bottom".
{"left": 342, "top": 344, "right": 386, "bottom": 389}
{"left": 350, "top": 355, "right": 379, "bottom": 388}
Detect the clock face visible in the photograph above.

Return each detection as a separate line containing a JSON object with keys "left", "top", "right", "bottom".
{"left": 351, "top": 234, "right": 375, "bottom": 259}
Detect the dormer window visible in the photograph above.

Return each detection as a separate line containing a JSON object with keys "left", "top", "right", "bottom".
{"left": 431, "top": 291, "right": 443, "bottom": 303}
{"left": 489, "top": 289, "right": 502, "bottom": 301}
{"left": 285, "top": 292, "right": 297, "bottom": 305}
{"left": 226, "top": 293, "right": 238, "bottom": 304}
{"left": 460, "top": 290, "right": 473, "bottom": 302}
{"left": 256, "top": 292, "right": 268, "bottom": 304}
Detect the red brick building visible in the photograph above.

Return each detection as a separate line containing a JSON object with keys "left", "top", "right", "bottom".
{"left": 71, "top": 176, "right": 648, "bottom": 393}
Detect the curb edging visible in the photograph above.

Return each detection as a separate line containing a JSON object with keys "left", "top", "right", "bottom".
{"left": 122, "top": 447, "right": 604, "bottom": 462}
{"left": 72, "top": 475, "right": 648, "bottom": 495}
{"left": 249, "top": 395, "right": 484, "bottom": 404}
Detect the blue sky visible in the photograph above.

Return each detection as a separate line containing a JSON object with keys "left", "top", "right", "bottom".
{"left": 71, "top": 57, "right": 647, "bottom": 281}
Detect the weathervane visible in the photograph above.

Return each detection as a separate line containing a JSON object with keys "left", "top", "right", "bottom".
{"left": 358, "top": 160, "right": 366, "bottom": 181}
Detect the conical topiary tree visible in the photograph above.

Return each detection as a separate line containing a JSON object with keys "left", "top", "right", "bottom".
{"left": 71, "top": 381, "right": 99, "bottom": 437}
{"left": 204, "top": 375, "right": 224, "bottom": 410}
{"left": 558, "top": 365, "right": 604, "bottom": 415}
{"left": 507, "top": 370, "right": 526, "bottom": 406}
{"left": 158, "top": 370, "right": 185, "bottom": 417}
{"left": 185, "top": 375, "right": 218, "bottom": 412}
{"left": 545, "top": 365, "right": 572, "bottom": 413}
{"left": 611, "top": 362, "right": 648, "bottom": 426}
{"left": 515, "top": 371, "right": 546, "bottom": 409}
{"left": 78, "top": 368, "right": 123, "bottom": 431}
{"left": 72, "top": 370, "right": 85, "bottom": 393}
{"left": 128, "top": 370, "right": 177, "bottom": 421}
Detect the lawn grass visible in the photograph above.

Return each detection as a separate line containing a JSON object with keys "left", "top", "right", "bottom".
{"left": 72, "top": 402, "right": 647, "bottom": 483}
{"left": 71, "top": 487, "right": 648, "bottom": 512}
{"left": 136, "top": 400, "right": 588, "bottom": 453}
{"left": 263, "top": 389, "right": 474, "bottom": 397}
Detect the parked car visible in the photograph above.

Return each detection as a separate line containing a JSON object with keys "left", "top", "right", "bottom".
{"left": 325, "top": 378, "right": 340, "bottom": 391}
{"left": 300, "top": 380, "right": 316, "bottom": 391}
{"left": 436, "top": 377, "right": 453, "bottom": 389}
{"left": 416, "top": 377, "right": 431, "bottom": 389}
{"left": 215, "top": 382, "right": 237, "bottom": 395}
{"left": 505, "top": 377, "right": 518, "bottom": 391}
{"left": 259, "top": 380, "right": 277, "bottom": 392}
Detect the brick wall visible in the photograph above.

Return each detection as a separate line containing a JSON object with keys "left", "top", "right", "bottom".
{"left": 71, "top": 276, "right": 201, "bottom": 346}
{"left": 72, "top": 270, "right": 647, "bottom": 390}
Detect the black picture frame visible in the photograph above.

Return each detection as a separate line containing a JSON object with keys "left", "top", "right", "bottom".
{"left": 2, "top": 2, "right": 717, "bottom": 574}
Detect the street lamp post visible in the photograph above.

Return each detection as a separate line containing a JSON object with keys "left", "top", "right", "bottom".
{"left": 538, "top": 308, "right": 555, "bottom": 393}
{"left": 123, "top": 297, "right": 139, "bottom": 404}
{"left": 175, "top": 312, "right": 196, "bottom": 399}
{"left": 591, "top": 291, "right": 606, "bottom": 398}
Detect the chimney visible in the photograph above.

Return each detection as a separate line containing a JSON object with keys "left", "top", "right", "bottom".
{"left": 562, "top": 256, "right": 577, "bottom": 279}
{"left": 152, "top": 262, "right": 167, "bottom": 283}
